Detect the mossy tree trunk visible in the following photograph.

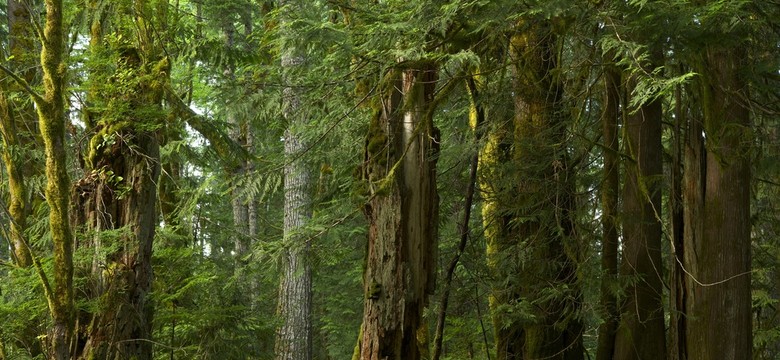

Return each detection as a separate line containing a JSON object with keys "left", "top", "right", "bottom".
{"left": 37, "top": 0, "right": 74, "bottom": 358}
{"left": 1, "top": 0, "right": 39, "bottom": 268}
{"left": 484, "top": 19, "right": 583, "bottom": 360}
{"left": 356, "top": 62, "right": 439, "bottom": 360}
{"left": 612, "top": 69, "right": 667, "bottom": 360}
{"left": 0, "top": 2, "right": 46, "bottom": 353}
{"left": 479, "top": 74, "right": 521, "bottom": 359}
{"left": 73, "top": 1, "right": 167, "bottom": 358}
{"left": 679, "top": 36, "right": 752, "bottom": 360}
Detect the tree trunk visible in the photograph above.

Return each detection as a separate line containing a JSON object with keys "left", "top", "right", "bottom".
{"left": 613, "top": 72, "right": 667, "bottom": 360}
{"left": 681, "top": 41, "right": 752, "bottom": 360}
{"left": 595, "top": 63, "right": 620, "bottom": 360}
{"left": 74, "top": 2, "right": 166, "bottom": 357}
{"left": 275, "top": 14, "right": 313, "bottom": 356}
{"left": 76, "top": 129, "right": 160, "bottom": 360}
{"left": 356, "top": 62, "right": 439, "bottom": 360}
{"left": 1, "top": 0, "right": 39, "bottom": 268}
{"left": 480, "top": 95, "right": 520, "bottom": 359}
{"left": 484, "top": 20, "right": 583, "bottom": 360}
{"left": 37, "top": 0, "right": 74, "bottom": 358}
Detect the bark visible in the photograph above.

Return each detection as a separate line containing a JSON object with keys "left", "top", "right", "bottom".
{"left": 0, "top": 88, "right": 32, "bottom": 267}
{"left": 613, "top": 73, "right": 667, "bottom": 360}
{"left": 480, "top": 104, "right": 520, "bottom": 359}
{"left": 275, "top": 41, "right": 313, "bottom": 360}
{"left": 76, "top": 129, "right": 160, "bottom": 360}
{"left": 357, "top": 62, "right": 439, "bottom": 360}
{"left": 595, "top": 63, "right": 621, "bottom": 360}
{"left": 681, "top": 42, "right": 752, "bottom": 360}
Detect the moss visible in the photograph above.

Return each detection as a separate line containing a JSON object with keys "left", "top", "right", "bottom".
{"left": 351, "top": 325, "right": 363, "bottom": 360}
{"left": 366, "top": 281, "right": 382, "bottom": 300}
{"left": 365, "top": 109, "right": 387, "bottom": 158}
{"left": 366, "top": 132, "right": 387, "bottom": 157}
{"left": 373, "top": 175, "right": 394, "bottom": 197}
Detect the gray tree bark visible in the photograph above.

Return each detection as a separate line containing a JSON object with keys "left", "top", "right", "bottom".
{"left": 274, "top": 3, "right": 313, "bottom": 355}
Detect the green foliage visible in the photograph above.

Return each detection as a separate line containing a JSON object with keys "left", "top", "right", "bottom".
{"left": 151, "top": 229, "right": 277, "bottom": 359}
{"left": 0, "top": 265, "right": 47, "bottom": 359}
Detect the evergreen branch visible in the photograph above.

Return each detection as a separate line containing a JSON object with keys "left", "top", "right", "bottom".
{"left": 0, "top": 63, "right": 45, "bottom": 106}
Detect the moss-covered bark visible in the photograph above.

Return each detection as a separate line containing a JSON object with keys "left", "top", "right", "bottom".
{"left": 74, "top": 2, "right": 166, "bottom": 358}
{"left": 480, "top": 80, "right": 522, "bottom": 360}
{"left": 1, "top": 0, "right": 40, "bottom": 269}
{"left": 0, "top": 90, "right": 32, "bottom": 267}
{"left": 483, "top": 19, "right": 583, "bottom": 360}
{"left": 357, "top": 62, "right": 439, "bottom": 360}
{"left": 37, "top": 1, "right": 74, "bottom": 359}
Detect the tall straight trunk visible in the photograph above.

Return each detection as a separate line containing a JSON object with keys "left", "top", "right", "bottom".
{"left": 356, "top": 62, "right": 439, "bottom": 360}
{"left": 222, "top": 23, "right": 251, "bottom": 258}
{"left": 484, "top": 19, "right": 583, "bottom": 360}
{"left": 595, "top": 63, "right": 621, "bottom": 360}
{"left": 613, "top": 71, "right": 667, "bottom": 359}
{"left": 681, "top": 41, "right": 752, "bottom": 360}
{"left": 275, "top": 24, "right": 313, "bottom": 359}
{"left": 37, "top": 0, "right": 73, "bottom": 358}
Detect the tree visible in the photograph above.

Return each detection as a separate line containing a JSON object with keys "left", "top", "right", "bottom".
{"left": 354, "top": 59, "right": 440, "bottom": 359}
{"left": 37, "top": 0, "right": 73, "bottom": 357}
{"left": 1, "top": 0, "right": 39, "bottom": 269}
{"left": 482, "top": 16, "right": 583, "bottom": 359}
{"left": 612, "top": 64, "right": 667, "bottom": 360}
{"left": 275, "top": 1, "right": 314, "bottom": 359}
{"left": 677, "top": 2, "right": 753, "bottom": 358}
{"left": 0, "top": 1, "right": 776, "bottom": 359}
{"left": 602, "top": 5, "right": 668, "bottom": 354}
{"left": 72, "top": 1, "right": 167, "bottom": 357}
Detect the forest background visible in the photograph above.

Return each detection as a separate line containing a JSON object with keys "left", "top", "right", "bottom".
{"left": 0, "top": 0, "right": 779, "bottom": 359}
